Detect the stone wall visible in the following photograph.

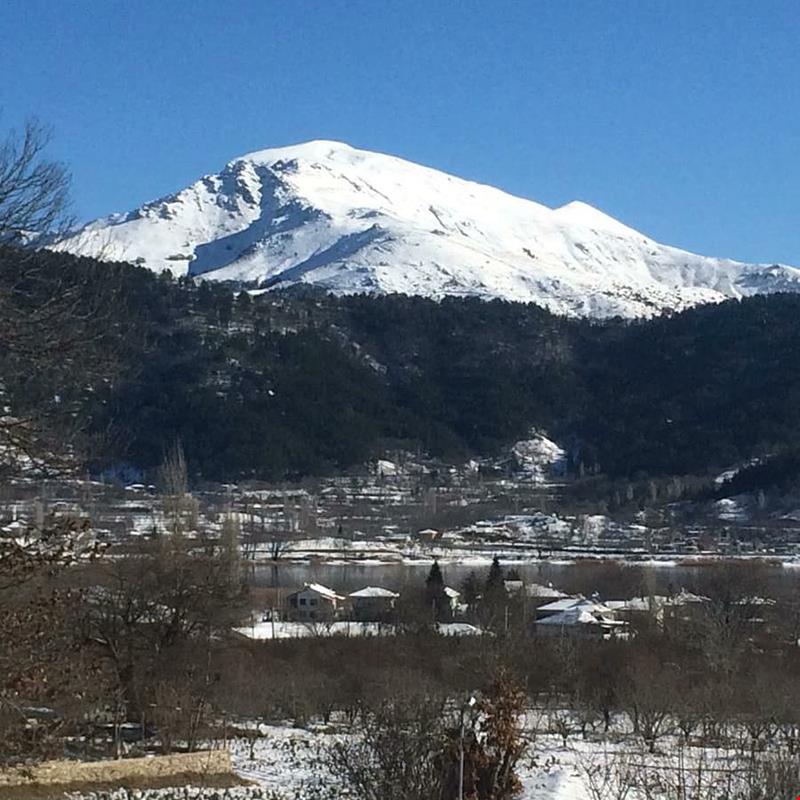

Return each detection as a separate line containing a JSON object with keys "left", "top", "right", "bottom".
{"left": 0, "top": 749, "right": 232, "bottom": 787}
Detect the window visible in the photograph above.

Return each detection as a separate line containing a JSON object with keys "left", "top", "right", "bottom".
{"left": 310, "top": 598, "right": 317, "bottom": 606}
{"left": 299, "top": 598, "right": 307, "bottom": 606}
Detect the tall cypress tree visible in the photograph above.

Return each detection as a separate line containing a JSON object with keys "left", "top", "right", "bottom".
{"left": 485, "top": 556, "right": 505, "bottom": 596}
{"left": 425, "top": 560, "right": 447, "bottom": 620}
{"left": 482, "top": 556, "right": 507, "bottom": 629}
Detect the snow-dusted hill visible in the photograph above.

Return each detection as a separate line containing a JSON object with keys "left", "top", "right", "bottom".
{"left": 57, "top": 140, "right": 800, "bottom": 318}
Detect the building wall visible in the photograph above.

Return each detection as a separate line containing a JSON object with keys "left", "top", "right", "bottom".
{"left": 351, "top": 596, "right": 395, "bottom": 621}
{"left": 287, "top": 589, "right": 338, "bottom": 620}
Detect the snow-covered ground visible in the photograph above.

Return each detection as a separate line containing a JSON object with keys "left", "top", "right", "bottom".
{"left": 51, "top": 723, "right": 799, "bottom": 800}
{"left": 223, "top": 722, "right": 774, "bottom": 800}
{"left": 229, "top": 725, "right": 335, "bottom": 795}
{"left": 51, "top": 707, "right": 800, "bottom": 799}
{"left": 227, "top": 724, "right": 598, "bottom": 800}
{"left": 56, "top": 140, "right": 800, "bottom": 319}
{"left": 511, "top": 433, "right": 567, "bottom": 484}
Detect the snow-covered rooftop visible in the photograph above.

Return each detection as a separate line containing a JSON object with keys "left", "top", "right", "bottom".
{"left": 537, "top": 606, "right": 626, "bottom": 627}
{"left": 538, "top": 597, "right": 617, "bottom": 616}
{"left": 349, "top": 586, "right": 399, "bottom": 599}
{"left": 294, "top": 582, "right": 345, "bottom": 601}
{"left": 525, "top": 582, "right": 568, "bottom": 599}
{"left": 667, "top": 590, "right": 710, "bottom": 605}
{"left": 605, "top": 596, "right": 668, "bottom": 612}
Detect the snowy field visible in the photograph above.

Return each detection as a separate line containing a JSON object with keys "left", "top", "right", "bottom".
{"left": 226, "top": 725, "right": 766, "bottom": 800}
{"left": 225, "top": 725, "right": 601, "bottom": 799}
{"left": 65, "top": 716, "right": 788, "bottom": 800}
{"left": 227, "top": 723, "right": 794, "bottom": 800}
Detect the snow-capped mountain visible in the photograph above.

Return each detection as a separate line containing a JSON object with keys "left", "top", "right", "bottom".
{"left": 57, "top": 140, "right": 800, "bottom": 317}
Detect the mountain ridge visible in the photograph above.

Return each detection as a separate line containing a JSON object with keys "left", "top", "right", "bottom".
{"left": 57, "top": 140, "right": 800, "bottom": 318}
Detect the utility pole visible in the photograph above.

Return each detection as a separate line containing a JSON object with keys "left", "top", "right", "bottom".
{"left": 459, "top": 695, "right": 476, "bottom": 800}
{"left": 458, "top": 707, "right": 465, "bottom": 800}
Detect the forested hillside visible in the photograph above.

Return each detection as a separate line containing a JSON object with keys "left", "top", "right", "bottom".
{"left": 5, "top": 245, "right": 800, "bottom": 484}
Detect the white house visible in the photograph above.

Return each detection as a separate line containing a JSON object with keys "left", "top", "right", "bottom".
{"left": 417, "top": 528, "right": 440, "bottom": 542}
{"left": 663, "top": 589, "right": 710, "bottom": 624}
{"left": 536, "top": 594, "right": 594, "bottom": 620}
{"left": 525, "top": 582, "right": 568, "bottom": 602}
{"left": 605, "top": 596, "right": 668, "bottom": 626}
{"left": 349, "top": 586, "right": 400, "bottom": 620}
{"left": 535, "top": 596, "right": 613, "bottom": 621}
{"left": 503, "top": 579, "right": 525, "bottom": 596}
{"left": 535, "top": 604, "right": 627, "bottom": 639}
{"left": 286, "top": 582, "right": 346, "bottom": 621}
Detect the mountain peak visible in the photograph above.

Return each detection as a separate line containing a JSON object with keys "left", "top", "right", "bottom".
{"left": 234, "top": 139, "right": 359, "bottom": 166}
{"left": 56, "top": 143, "right": 800, "bottom": 318}
{"left": 553, "top": 200, "right": 643, "bottom": 237}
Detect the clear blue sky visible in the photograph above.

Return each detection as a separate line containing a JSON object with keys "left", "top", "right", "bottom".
{"left": 1, "top": 0, "right": 798, "bottom": 264}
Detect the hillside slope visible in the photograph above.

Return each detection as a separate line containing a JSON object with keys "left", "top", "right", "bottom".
{"left": 7, "top": 247, "right": 800, "bottom": 484}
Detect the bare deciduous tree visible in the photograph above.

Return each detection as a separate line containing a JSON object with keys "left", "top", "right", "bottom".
{"left": 0, "top": 121, "right": 122, "bottom": 475}
{"left": 622, "top": 653, "right": 675, "bottom": 754}
{"left": 581, "top": 750, "right": 635, "bottom": 800}
{"left": 0, "top": 515, "right": 105, "bottom": 765}
{"left": 330, "top": 672, "right": 527, "bottom": 800}
{"left": 329, "top": 692, "right": 450, "bottom": 800}
{"left": 0, "top": 118, "right": 73, "bottom": 242}
{"left": 157, "top": 441, "right": 201, "bottom": 536}
{"left": 81, "top": 532, "right": 246, "bottom": 750}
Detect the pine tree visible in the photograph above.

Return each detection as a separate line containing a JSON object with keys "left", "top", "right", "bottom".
{"left": 426, "top": 560, "right": 444, "bottom": 593}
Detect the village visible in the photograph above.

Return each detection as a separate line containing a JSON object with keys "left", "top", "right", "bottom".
{"left": 5, "top": 433, "right": 800, "bottom": 571}
{"left": 234, "top": 562, "right": 783, "bottom": 645}
{"left": 5, "top": 439, "right": 797, "bottom": 800}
